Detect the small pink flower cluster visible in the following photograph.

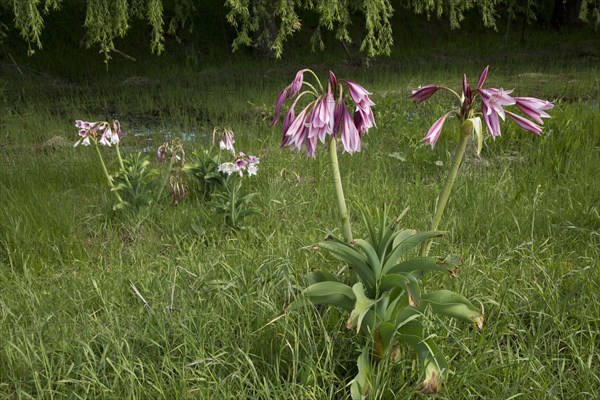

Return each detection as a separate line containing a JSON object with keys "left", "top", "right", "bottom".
{"left": 75, "top": 120, "right": 122, "bottom": 147}
{"left": 411, "top": 66, "right": 554, "bottom": 147}
{"left": 218, "top": 152, "right": 260, "bottom": 177}
{"left": 213, "top": 128, "right": 259, "bottom": 177}
{"left": 271, "top": 69, "right": 375, "bottom": 157}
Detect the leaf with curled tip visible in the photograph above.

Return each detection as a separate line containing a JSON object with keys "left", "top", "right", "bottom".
{"left": 420, "top": 290, "right": 484, "bottom": 329}
{"left": 302, "top": 281, "right": 356, "bottom": 312}
{"left": 347, "top": 282, "right": 377, "bottom": 333}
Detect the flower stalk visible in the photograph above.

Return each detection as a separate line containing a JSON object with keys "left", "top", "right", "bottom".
{"left": 420, "top": 127, "right": 470, "bottom": 257}
{"left": 329, "top": 137, "right": 353, "bottom": 244}
{"left": 93, "top": 141, "right": 124, "bottom": 203}
{"left": 411, "top": 66, "right": 554, "bottom": 257}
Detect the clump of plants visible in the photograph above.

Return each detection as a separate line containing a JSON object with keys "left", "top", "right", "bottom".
{"left": 73, "top": 121, "right": 260, "bottom": 229}
{"left": 271, "top": 67, "right": 553, "bottom": 398}
{"left": 184, "top": 127, "right": 260, "bottom": 229}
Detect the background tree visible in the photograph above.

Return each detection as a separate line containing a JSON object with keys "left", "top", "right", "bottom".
{"left": 1, "top": 0, "right": 598, "bottom": 61}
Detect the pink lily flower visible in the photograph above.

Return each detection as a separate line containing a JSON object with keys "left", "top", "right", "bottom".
{"left": 339, "top": 102, "right": 361, "bottom": 154}
{"left": 478, "top": 88, "right": 516, "bottom": 121}
{"left": 74, "top": 120, "right": 122, "bottom": 147}
{"left": 514, "top": 97, "right": 554, "bottom": 124}
{"left": 284, "top": 107, "right": 309, "bottom": 151}
{"left": 346, "top": 80, "right": 375, "bottom": 110}
{"left": 422, "top": 112, "right": 452, "bottom": 148}
{"left": 271, "top": 69, "right": 307, "bottom": 127}
{"left": 506, "top": 111, "right": 543, "bottom": 135}
{"left": 307, "top": 92, "right": 335, "bottom": 143}
{"left": 410, "top": 84, "right": 441, "bottom": 104}
{"left": 273, "top": 69, "right": 375, "bottom": 157}
{"left": 410, "top": 66, "right": 554, "bottom": 149}
{"left": 212, "top": 127, "right": 236, "bottom": 156}
{"left": 234, "top": 157, "right": 248, "bottom": 176}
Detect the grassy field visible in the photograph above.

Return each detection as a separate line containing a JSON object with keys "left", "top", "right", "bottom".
{"left": 0, "top": 28, "right": 599, "bottom": 399}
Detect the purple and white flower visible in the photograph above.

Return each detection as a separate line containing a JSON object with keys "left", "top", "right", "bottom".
{"left": 272, "top": 69, "right": 376, "bottom": 157}
{"left": 410, "top": 84, "right": 441, "bottom": 104}
{"left": 410, "top": 66, "right": 554, "bottom": 150}
{"left": 74, "top": 119, "right": 123, "bottom": 147}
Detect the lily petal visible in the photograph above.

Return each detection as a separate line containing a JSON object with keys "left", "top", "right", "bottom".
{"left": 422, "top": 112, "right": 452, "bottom": 148}
{"left": 507, "top": 111, "right": 543, "bottom": 135}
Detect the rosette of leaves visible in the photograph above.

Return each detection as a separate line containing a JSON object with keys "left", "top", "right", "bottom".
{"left": 299, "top": 208, "right": 483, "bottom": 398}
{"left": 184, "top": 149, "right": 227, "bottom": 198}
{"left": 111, "top": 152, "right": 157, "bottom": 212}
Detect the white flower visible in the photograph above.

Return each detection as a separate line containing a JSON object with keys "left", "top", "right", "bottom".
{"left": 247, "top": 163, "right": 258, "bottom": 176}
{"left": 218, "top": 162, "right": 238, "bottom": 175}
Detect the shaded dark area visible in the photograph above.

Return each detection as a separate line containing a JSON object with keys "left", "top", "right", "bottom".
{"left": 0, "top": 0, "right": 598, "bottom": 74}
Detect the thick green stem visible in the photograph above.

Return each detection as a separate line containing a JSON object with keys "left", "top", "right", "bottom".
{"left": 420, "top": 131, "right": 470, "bottom": 257}
{"left": 94, "top": 142, "right": 123, "bottom": 203}
{"left": 329, "top": 137, "right": 353, "bottom": 244}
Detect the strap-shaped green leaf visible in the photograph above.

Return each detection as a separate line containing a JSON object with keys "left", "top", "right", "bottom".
{"left": 392, "top": 305, "right": 422, "bottom": 333}
{"left": 420, "top": 290, "right": 484, "bottom": 329}
{"left": 379, "top": 272, "right": 420, "bottom": 306}
{"left": 401, "top": 334, "right": 448, "bottom": 394}
{"left": 387, "top": 256, "right": 458, "bottom": 276}
{"left": 303, "top": 281, "right": 354, "bottom": 298}
{"left": 350, "top": 347, "right": 372, "bottom": 400}
{"left": 361, "top": 207, "right": 380, "bottom": 251}
{"left": 302, "top": 281, "right": 356, "bottom": 312}
{"left": 353, "top": 239, "right": 382, "bottom": 278}
{"left": 306, "top": 270, "right": 339, "bottom": 286}
{"left": 319, "top": 241, "right": 375, "bottom": 288}
{"left": 383, "top": 231, "right": 446, "bottom": 274}
{"left": 379, "top": 273, "right": 410, "bottom": 292}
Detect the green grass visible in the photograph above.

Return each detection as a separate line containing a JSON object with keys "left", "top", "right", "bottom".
{"left": 0, "top": 28, "right": 599, "bottom": 399}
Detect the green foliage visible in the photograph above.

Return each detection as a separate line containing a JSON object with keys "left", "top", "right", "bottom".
{"left": 0, "top": 30, "right": 598, "bottom": 399}
{"left": 210, "top": 180, "right": 260, "bottom": 229}
{"left": 184, "top": 148, "right": 259, "bottom": 230}
{"left": 405, "top": 0, "right": 501, "bottom": 29}
{"left": 580, "top": 0, "right": 600, "bottom": 29}
{"left": 184, "top": 149, "right": 226, "bottom": 198}
{"left": 300, "top": 208, "right": 483, "bottom": 397}
{"left": 4, "top": 0, "right": 599, "bottom": 61}
{"left": 3, "top": 0, "right": 61, "bottom": 54}
{"left": 112, "top": 152, "right": 157, "bottom": 212}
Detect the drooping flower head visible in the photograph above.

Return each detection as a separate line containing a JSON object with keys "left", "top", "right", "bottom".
{"left": 74, "top": 119, "right": 123, "bottom": 147}
{"left": 212, "top": 127, "right": 236, "bottom": 155}
{"left": 271, "top": 69, "right": 376, "bottom": 156}
{"left": 169, "top": 176, "right": 186, "bottom": 205}
{"left": 410, "top": 66, "right": 554, "bottom": 152}
{"left": 156, "top": 139, "right": 185, "bottom": 166}
{"left": 410, "top": 84, "right": 441, "bottom": 104}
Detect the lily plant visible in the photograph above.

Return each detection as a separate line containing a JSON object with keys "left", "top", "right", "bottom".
{"left": 271, "top": 69, "right": 375, "bottom": 245}
{"left": 184, "top": 127, "right": 260, "bottom": 229}
{"left": 74, "top": 119, "right": 126, "bottom": 206}
{"left": 273, "top": 71, "right": 483, "bottom": 397}
{"left": 411, "top": 66, "right": 554, "bottom": 256}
